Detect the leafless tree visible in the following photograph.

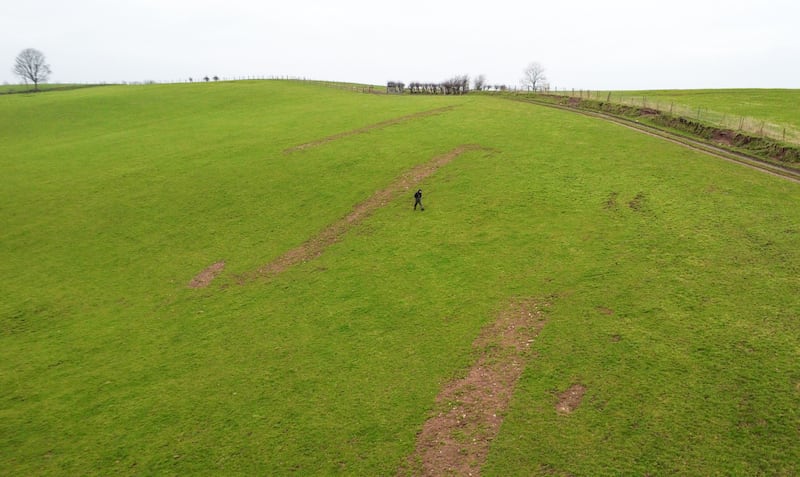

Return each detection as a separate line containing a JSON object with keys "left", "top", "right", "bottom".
{"left": 521, "top": 62, "right": 546, "bottom": 91}
{"left": 473, "top": 74, "right": 486, "bottom": 91}
{"left": 442, "top": 74, "right": 469, "bottom": 95}
{"left": 442, "top": 78, "right": 453, "bottom": 95}
{"left": 387, "top": 81, "right": 405, "bottom": 94}
{"left": 13, "top": 48, "right": 51, "bottom": 91}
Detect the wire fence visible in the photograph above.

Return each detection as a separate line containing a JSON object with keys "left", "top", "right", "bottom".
{"left": 551, "top": 89, "right": 800, "bottom": 145}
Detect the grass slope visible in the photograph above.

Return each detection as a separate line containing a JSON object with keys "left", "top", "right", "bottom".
{"left": 1, "top": 81, "right": 799, "bottom": 475}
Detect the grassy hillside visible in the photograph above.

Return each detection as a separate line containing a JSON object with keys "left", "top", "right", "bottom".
{"left": 2, "top": 81, "right": 799, "bottom": 475}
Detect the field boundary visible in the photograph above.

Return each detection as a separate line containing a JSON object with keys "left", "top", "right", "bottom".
{"left": 399, "top": 298, "right": 549, "bottom": 476}
{"left": 283, "top": 106, "right": 456, "bottom": 153}
{"left": 509, "top": 96, "right": 800, "bottom": 184}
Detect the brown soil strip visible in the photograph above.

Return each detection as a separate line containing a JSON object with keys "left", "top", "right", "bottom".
{"left": 555, "top": 383, "right": 587, "bottom": 414}
{"left": 246, "top": 144, "right": 490, "bottom": 281}
{"left": 187, "top": 261, "right": 225, "bottom": 288}
{"left": 399, "top": 298, "right": 548, "bottom": 477}
{"left": 283, "top": 106, "right": 456, "bottom": 153}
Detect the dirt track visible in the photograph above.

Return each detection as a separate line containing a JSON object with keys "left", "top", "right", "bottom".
{"left": 187, "top": 261, "right": 225, "bottom": 288}
{"left": 283, "top": 106, "right": 456, "bottom": 153}
{"left": 399, "top": 299, "right": 549, "bottom": 476}
{"left": 246, "top": 144, "right": 490, "bottom": 281}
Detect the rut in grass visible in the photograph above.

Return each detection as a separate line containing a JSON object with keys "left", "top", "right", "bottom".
{"left": 399, "top": 298, "right": 549, "bottom": 477}
{"left": 282, "top": 106, "right": 456, "bottom": 153}
{"left": 187, "top": 261, "right": 225, "bottom": 288}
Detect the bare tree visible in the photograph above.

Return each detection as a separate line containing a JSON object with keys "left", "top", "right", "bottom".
{"left": 473, "top": 74, "right": 486, "bottom": 91}
{"left": 386, "top": 81, "right": 405, "bottom": 94}
{"left": 460, "top": 75, "right": 469, "bottom": 94}
{"left": 13, "top": 48, "right": 51, "bottom": 91}
{"left": 521, "top": 62, "right": 546, "bottom": 91}
{"left": 443, "top": 74, "right": 469, "bottom": 95}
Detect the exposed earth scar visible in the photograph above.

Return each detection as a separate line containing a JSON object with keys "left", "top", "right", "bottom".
{"left": 187, "top": 260, "right": 225, "bottom": 288}
{"left": 246, "top": 144, "right": 491, "bottom": 282}
{"left": 283, "top": 106, "right": 456, "bottom": 153}
{"left": 399, "top": 298, "right": 549, "bottom": 477}
{"left": 556, "top": 383, "right": 587, "bottom": 414}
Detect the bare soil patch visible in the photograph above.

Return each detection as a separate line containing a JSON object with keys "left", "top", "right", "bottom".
{"left": 399, "top": 298, "right": 548, "bottom": 477}
{"left": 628, "top": 192, "right": 647, "bottom": 211}
{"left": 283, "top": 106, "right": 456, "bottom": 153}
{"left": 603, "top": 192, "right": 619, "bottom": 210}
{"left": 187, "top": 261, "right": 225, "bottom": 288}
{"left": 555, "top": 384, "right": 587, "bottom": 414}
{"left": 246, "top": 145, "right": 491, "bottom": 282}
{"left": 712, "top": 130, "right": 735, "bottom": 145}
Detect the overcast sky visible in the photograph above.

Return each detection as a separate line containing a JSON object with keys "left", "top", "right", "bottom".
{"left": 2, "top": 0, "right": 798, "bottom": 90}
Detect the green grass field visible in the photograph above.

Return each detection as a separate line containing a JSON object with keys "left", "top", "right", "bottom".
{"left": 2, "top": 81, "right": 799, "bottom": 475}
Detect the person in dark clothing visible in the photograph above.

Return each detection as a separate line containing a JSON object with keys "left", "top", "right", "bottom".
{"left": 414, "top": 189, "right": 424, "bottom": 211}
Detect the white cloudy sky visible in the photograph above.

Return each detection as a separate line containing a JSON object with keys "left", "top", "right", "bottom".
{"left": 2, "top": 0, "right": 798, "bottom": 90}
